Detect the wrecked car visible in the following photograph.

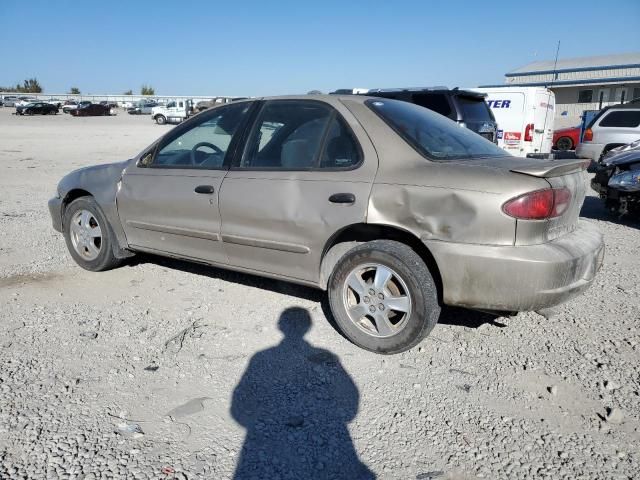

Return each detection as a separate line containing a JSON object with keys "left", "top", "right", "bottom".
{"left": 48, "top": 95, "right": 604, "bottom": 354}
{"left": 591, "top": 142, "right": 640, "bottom": 217}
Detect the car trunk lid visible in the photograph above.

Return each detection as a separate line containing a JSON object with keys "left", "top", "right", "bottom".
{"left": 453, "top": 156, "right": 588, "bottom": 244}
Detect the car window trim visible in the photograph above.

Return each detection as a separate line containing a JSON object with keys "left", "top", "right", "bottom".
{"left": 146, "top": 102, "right": 254, "bottom": 171}
{"left": 230, "top": 99, "right": 364, "bottom": 172}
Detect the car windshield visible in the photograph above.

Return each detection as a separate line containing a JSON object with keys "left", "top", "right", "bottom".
{"left": 366, "top": 98, "right": 507, "bottom": 160}
{"left": 456, "top": 95, "right": 494, "bottom": 122}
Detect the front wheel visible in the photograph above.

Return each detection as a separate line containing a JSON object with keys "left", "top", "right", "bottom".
{"left": 155, "top": 115, "right": 166, "bottom": 125}
{"left": 63, "top": 197, "right": 123, "bottom": 272}
{"left": 328, "top": 240, "right": 440, "bottom": 354}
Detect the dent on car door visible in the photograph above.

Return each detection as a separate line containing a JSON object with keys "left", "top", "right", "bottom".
{"left": 116, "top": 102, "right": 253, "bottom": 264}
{"left": 219, "top": 100, "right": 378, "bottom": 283}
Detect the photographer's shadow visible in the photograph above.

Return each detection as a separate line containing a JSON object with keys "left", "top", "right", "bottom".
{"left": 231, "top": 307, "right": 374, "bottom": 480}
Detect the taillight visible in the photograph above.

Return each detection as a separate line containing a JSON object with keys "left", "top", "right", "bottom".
{"left": 524, "top": 123, "right": 534, "bottom": 142}
{"left": 502, "top": 188, "right": 572, "bottom": 220}
{"left": 583, "top": 128, "right": 593, "bottom": 142}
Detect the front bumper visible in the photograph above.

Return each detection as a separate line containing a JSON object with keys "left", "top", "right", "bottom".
{"left": 48, "top": 196, "right": 63, "bottom": 232}
{"left": 575, "top": 142, "right": 604, "bottom": 161}
{"left": 424, "top": 221, "right": 604, "bottom": 311}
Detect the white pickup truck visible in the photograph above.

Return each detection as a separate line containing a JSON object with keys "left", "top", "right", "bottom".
{"left": 151, "top": 99, "right": 193, "bottom": 125}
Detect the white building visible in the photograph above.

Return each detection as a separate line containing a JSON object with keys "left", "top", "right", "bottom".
{"left": 483, "top": 53, "right": 640, "bottom": 128}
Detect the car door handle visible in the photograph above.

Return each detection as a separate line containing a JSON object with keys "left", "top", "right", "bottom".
{"left": 329, "top": 193, "right": 356, "bottom": 204}
{"left": 194, "top": 185, "right": 215, "bottom": 194}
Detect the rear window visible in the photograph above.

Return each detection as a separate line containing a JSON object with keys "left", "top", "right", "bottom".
{"left": 599, "top": 110, "right": 640, "bottom": 128}
{"left": 456, "top": 96, "right": 494, "bottom": 122}
{"left": 412, "top": 93, "right": 452, "bottom": 118}
{"left": 367, "top": 98, "right": 507, "bottom": 161}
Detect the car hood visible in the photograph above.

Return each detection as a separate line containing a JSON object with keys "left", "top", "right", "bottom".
{"left": 602, "top": 150, "right": 640, "bottom": 168}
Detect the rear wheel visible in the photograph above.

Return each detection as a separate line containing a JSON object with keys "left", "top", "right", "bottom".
{"left": 556, "top": 136, "right": 573, "bottom": 151}
{"left": 328, "top": 240, "right": 440, "bottom": 354}
{"left": 63, "top": 197, "right": 122, "bottom": 271}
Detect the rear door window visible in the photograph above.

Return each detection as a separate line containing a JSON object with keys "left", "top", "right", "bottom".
{"left": 599, "top": 110, "right": 640, "bottom": 128}
{"left": 240, "top": 101, "right": 332, "bottom": 169}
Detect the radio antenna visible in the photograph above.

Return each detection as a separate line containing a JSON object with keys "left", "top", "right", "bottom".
{"left": 549, "top": 40, "right": 561, "bottom": 87}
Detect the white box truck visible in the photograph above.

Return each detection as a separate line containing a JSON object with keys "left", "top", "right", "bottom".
{"left": 471, "top": 87, "right": 555, "bottom": 157}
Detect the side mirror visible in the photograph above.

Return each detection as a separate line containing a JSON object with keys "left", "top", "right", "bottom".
{"left": 137, "top": 151, "right": 153, "bottom": 168}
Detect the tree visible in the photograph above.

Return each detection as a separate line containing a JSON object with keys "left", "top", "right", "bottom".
{"left": 69, "top": 87, "right": 81, "bottom": 95}
{"left": 123, "top": 89, "right": 133, "bottom": 95}
{"left": 0, "top": 78, "right": 43, "bottom": 93}
{"left": 20, "top": 78, "right": 42, "bottom": 93}
{"left": 140, "top": 85, "right": 155, "bottom": 96}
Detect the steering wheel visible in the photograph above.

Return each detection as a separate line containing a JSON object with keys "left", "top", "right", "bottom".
{"left": 190, "top": 142, "right": 223, "bottom": 165}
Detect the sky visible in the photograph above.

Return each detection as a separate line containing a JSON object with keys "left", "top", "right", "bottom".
{"left": 1, "top": 0, "right": 638, "bottom": 97}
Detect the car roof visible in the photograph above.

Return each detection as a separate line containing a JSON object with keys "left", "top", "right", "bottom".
{"left": 239, "top": 94, "right": 372, "bottom": 104}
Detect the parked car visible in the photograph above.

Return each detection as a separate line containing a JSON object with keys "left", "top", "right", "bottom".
{"left": 128, "top": 101, "right": 158, "bottom": 115}
{"left": 63, "top": 101, "right": 91, "bottom": 113}
{"left": 69, "top": 103, "right": 111, "bottom": 116}
{"left": 48, "top": 95, "right": 603, "bottom": 354}
{"left": 16, "top": 102, "right": 58, "bottom": 115}
{"left": 2, "top": 96, "right": 19, "bottom": 107}
{"left": 591, "top": 140, "right": 640, "bottom": 217}
{"left": 365, "top": 87, "right": 499, "bottom": 143}
{"left": 553, "top": 126, "right": 581, "bottom": 151}
{"left": 601, "top": 138, "right": 640, "bottom": 162}
{"left": 99, "top": 101, "right": 118, "bottom": 108}
{"left": 47, "top": 99, "right": 63, "bottom": 108}
{"left": 576, "top": 104, "right": 640, "bottom": 161}
{"left": 16, "top": 97, "right": 38, "bottom": 107}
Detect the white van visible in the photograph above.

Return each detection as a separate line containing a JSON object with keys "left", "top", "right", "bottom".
{"left": 471, "top": 87, "right": 555, "bottom": 156}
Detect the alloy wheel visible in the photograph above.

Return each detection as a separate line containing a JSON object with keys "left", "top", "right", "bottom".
{"left": 69, "top": 209, "right": 102, "bottom": 261}
{"left": 342, "top": 263, "right": 412, "bottom": 338}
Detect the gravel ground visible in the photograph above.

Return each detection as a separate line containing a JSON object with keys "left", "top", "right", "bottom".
{"left": 0, "top": 107, "right": 638, "bottom": 480}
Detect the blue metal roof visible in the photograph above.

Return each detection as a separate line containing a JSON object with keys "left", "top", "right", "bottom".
{"left": 507, "top": 53, "right": 640, "bottom": 76}
{"left": 480, "top": 76, "right": 640, "bottom": 89}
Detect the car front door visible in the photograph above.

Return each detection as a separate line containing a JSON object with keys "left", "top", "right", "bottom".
{"left": 219, "top": 99, "right": 378, "bottom": 284}
{"left": 116, "top": 102, "right": 253, "bottom": 264}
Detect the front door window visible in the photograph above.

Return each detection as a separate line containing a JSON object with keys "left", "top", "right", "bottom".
{"left": 151, "top": 102, "right": 251, "bottom": 169}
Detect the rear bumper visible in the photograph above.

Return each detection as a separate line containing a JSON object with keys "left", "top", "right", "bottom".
{"left": 425, "top": 221, "right": 604, "bottom": 311}
{"left": 575, "top": 143, "right": 603, "bottom": 161}
{"left": 48, "top": 196, "right": 63, "bottom": 232}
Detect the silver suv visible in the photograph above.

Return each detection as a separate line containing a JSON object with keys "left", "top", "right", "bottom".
{"left": 576, "top": 104, "right": 640, "bottom": 161}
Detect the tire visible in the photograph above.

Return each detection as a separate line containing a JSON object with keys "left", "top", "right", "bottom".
{"left": 62, "top": 197, "right": 123, "bottom": 272}
{"left": 328, "top": 240, "right": 440, "bottom": 354}
{"left": 155, "top": 115, "right": 166, "bottom": 125}
{"left": 555, "top": 136, "right": 573, "bottom": 151}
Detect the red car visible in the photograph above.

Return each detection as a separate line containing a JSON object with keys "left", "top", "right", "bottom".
{"left": 552, "top": 126, "right": 581, "bottom": 151}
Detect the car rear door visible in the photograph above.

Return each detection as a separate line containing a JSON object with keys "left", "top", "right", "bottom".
{"left": 218, "top": 99, "right": 378, "bottom": 284}
{"left": 116, "top": 102, "right": 253, "bottom": 264}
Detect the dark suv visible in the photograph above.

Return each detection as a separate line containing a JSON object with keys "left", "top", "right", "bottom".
{"left": 363, "top": 87, "right": 498, "bottom": 143}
